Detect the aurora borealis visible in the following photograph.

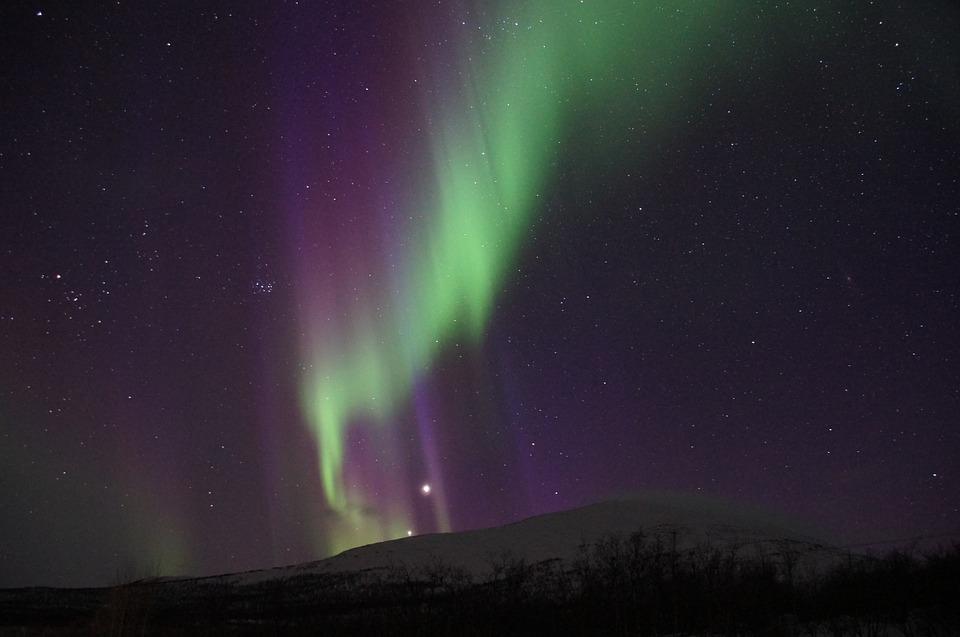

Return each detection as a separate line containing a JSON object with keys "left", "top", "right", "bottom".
{"left": 295, "top": 1, "right": 731, "bottom": 554}
{"left": 2, "top": 0, "right": 959, "bottom": 586}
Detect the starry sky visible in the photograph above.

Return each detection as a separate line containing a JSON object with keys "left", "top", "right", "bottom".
{"left": 1, "top": 0, "right": 959, "bottom": 587}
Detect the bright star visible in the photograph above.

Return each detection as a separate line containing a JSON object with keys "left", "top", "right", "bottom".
{"left": 421, "top": 483, "right": 431, "bottom": 495}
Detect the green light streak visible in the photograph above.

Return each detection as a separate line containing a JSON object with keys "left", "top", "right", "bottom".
{"left": 301, "top": 0, "right": 737, "bottom": 552}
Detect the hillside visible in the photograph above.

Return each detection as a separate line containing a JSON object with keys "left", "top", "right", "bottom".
{"left": 2, "top": 496, "right": 956, "bottom": 635}
{"left": 220, "top": 493, "right": 837, "bottom": 585}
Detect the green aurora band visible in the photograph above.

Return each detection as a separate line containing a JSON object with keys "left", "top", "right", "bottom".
{"left": 300, "top": 0, "right": 748, "bottom": 553}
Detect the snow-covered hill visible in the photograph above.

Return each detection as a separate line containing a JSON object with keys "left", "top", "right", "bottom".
{"left": 214, "top": 494, "right": 840, "bottom": 585}
{"left": 2, "top": 495, "right": 950, "bottom": 636}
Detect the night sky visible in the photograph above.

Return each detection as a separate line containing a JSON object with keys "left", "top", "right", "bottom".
{"left": 2, "top": 0, "right": 959, "bottom": 587}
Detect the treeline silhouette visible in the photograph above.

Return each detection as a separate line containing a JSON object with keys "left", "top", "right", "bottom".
{"left": 1, "top": 529, "right": 958, "bottom": 635}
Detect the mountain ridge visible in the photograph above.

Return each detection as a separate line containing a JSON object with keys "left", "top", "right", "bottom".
{"left": 199, "top": 493, "right": 839, "bottom": 586}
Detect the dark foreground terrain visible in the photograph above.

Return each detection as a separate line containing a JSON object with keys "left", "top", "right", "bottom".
{"left": 1, "top": 532, "right": 958, "bottom": 636}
